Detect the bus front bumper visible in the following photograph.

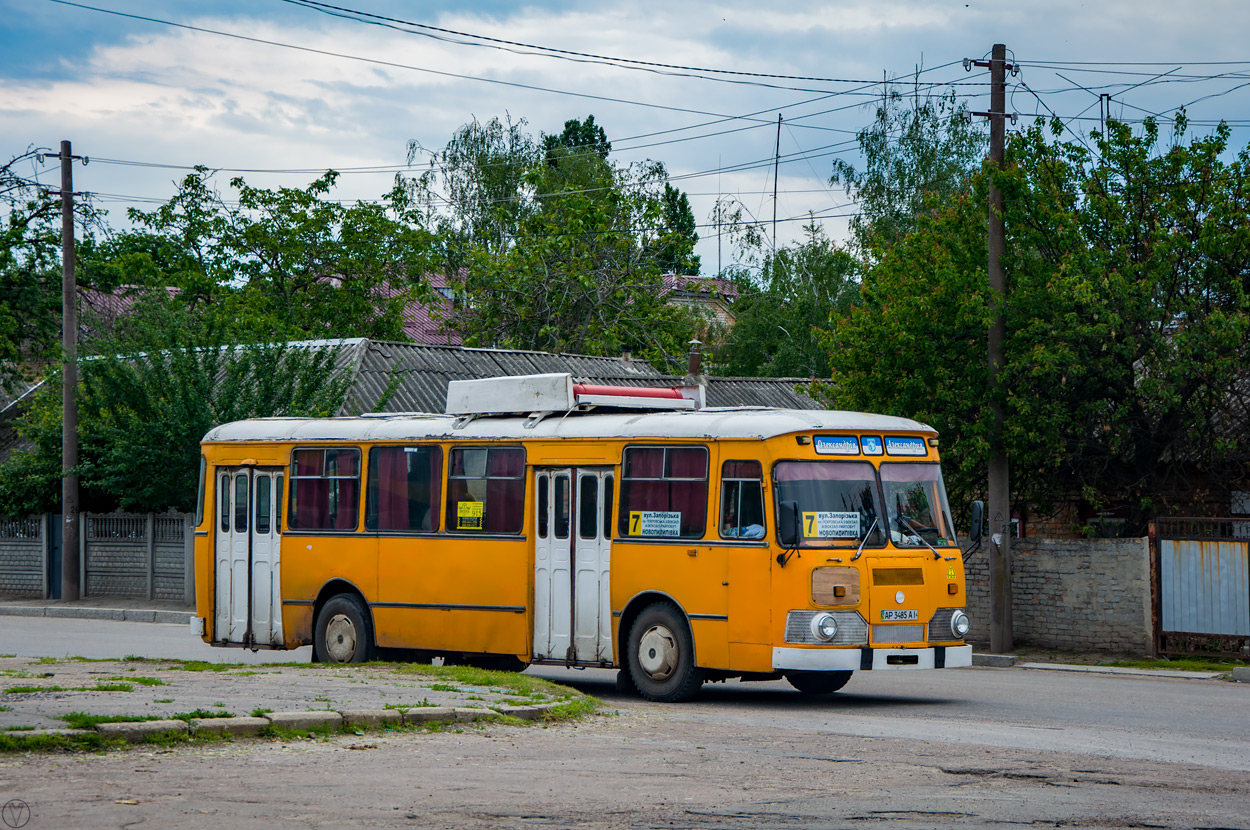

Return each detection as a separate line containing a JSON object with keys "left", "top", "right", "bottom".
{"left": 773, "top": 644, "right": 972, "bottom": 672}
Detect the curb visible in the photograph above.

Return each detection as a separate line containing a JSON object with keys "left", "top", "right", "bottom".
{"left": 972, "top": 653, "right": 1018, "bottom": 668}
{"left": 83, "top": 703, "right": 561, "bottom": 743}
{"left": 0, "top": 605, "right": 194, "bottom": 625}
{"left": 1229, "top": 666, "right": 1249, "bottom": 683}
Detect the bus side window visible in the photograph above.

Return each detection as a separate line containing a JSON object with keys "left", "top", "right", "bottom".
{"left": 289, "top": 448, "right": 361, "bottom": 531}
{"left": 618, "top": 446, "right": 708, "bottom": 539}
{"left": 446, "top": 447, "right": 525, "bottom": 533}
{"left": 720, "top": 460, "right": 765, "bottom": 539}
{"left": 365, "top": 446, "right": 442, "bottom": 532}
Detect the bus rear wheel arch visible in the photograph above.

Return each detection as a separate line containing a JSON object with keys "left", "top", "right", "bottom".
{"left": 314, "top": 593, "right": 375, "bottom": 664}
{"left": 626, "top": 601, "right": 705, "bottom": 702}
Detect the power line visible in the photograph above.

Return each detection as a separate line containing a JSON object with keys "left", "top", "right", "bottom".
{"left": 283, "top": 0, "right": 981, "bottom": 93}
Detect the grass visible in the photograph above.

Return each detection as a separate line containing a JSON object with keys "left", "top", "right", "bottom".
{"left": 426, "top": 683, "right": 462, "bottom": 693}
{"left": 59, "top": 712, "right": 156, "bottom": 730}
{"left": 251, "top": 707, "right": 273, "bottom": 718}
{"left": 154, "top": 698, "right": 174, "bottom": 704}
{"left": 4, "top": 685, "right": 63, "bottom": 694}
{"left": 0, "top": 705, "right": 10, "bottom": 712}
{"left": 107, "top": 675, "right": 165, "bottom": 687}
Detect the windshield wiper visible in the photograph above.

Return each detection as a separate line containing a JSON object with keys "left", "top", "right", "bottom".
{"left": 852, "top": 517, "right": 878, "bottom": 562}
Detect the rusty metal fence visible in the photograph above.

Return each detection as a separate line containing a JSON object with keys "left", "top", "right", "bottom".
{"left": 1155, "top": 518, "right": 1250, "bottom": 657}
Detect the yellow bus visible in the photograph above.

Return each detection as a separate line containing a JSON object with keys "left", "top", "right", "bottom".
{"left": 193, "top": 373, "right": 976, "bottom": 701}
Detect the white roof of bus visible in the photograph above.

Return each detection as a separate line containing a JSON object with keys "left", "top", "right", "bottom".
{"left": 202, "top": 407, "right": 936, "bottom": 444}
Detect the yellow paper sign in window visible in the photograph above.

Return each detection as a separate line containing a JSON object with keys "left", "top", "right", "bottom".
{"left": 457, "top": 501, "right": 484, "bottom": 530}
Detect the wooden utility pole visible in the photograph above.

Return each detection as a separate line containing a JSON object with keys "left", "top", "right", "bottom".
{"left": 971, "top": 45, "right": 1013, "bottom": 653}
{"left": 55, "top": 140, "right": 82, "bottom": 602}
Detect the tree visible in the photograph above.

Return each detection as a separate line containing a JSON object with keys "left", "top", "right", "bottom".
{"left": 0, "top": 324, "right": 351, "bottom": 515}
{"left": 542, "top": 114, "right": 611, "bottom": 166}
{"left": 412, "top": 114, "right": 702, "bottom": 370}
{"left": 126, "top": 169, "right": 439, "bottom": 342}
{"left": 822, "top": 115, "right": 1250, "bottom": 534}
{"left": 457, "top": 156, "right": 698, "bottom": 368}
{"left": 406, "top": 115, "right": 539, "bottom": 266}
{"left": 654, "top": 184, "right": 700, "bottom": 275}
{"left": 831, "top": 88, "right": 986, "bottom": 254}
{"left": 717, "top": 222, "right": 857, "bottom": 377}
{"left": 0, "top": 148, "right": 103, "bottom": 390}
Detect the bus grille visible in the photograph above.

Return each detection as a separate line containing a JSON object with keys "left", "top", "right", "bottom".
{"left": 785, "top": 610, "right": 868, "bottom": 645}
{"left": 872, "top": 624, "right": 924, "bottom": 644}
{"left": 928, "top": 608, "right": 956, "bottom": 641}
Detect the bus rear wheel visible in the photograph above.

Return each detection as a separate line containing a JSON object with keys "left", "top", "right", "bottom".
{"left": 785, "top": 670, "right": 852, "bottom": 694}
{"left": 626, "top": 602, "right": 704, "bottom": 702}
{"left": 314, "top": 594, "right": 375, "bottom": 664}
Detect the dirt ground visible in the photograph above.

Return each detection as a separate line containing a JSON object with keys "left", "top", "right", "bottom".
{"left": 2, "top": 697, "right": 1248, "bottom": 829}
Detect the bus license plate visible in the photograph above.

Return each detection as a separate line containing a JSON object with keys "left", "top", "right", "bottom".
{"left": 881, "top": 609, "right": 918, "bottom": 621}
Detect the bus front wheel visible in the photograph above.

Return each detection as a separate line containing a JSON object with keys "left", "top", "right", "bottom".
{"left": 314, "top": 594, "right": 375, "bottom": 664}
{"left": 785, "top": 670, "right": 852, "bottom": 694}
{"left": 626, "top": 602, "right": 705, "bottom": 702}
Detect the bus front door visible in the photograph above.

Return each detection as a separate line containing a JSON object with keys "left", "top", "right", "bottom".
{"left": 214, "top": 467, "right": 285, "bottom": 647}
{"left": 533, "top": 467, "right": 614, "bottom": 664}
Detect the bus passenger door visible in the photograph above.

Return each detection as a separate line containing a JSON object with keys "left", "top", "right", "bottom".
{"left": 214, "top": 467, "right": 284, "bottom": 647}
{"left": 533, "top": 467, "right": 614, "bottom": 663}
{"left": 572, "top": 469, "right": 613, "bottom": 662}
{"left": 533, "top": 470, "right": 572, "bottom": 661}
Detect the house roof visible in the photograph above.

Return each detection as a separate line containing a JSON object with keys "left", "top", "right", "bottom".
{"left": 333, "top": 339, "right": 822, "bottom": 414}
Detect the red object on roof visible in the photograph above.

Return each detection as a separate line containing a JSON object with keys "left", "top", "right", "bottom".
{"left": 573, "top": 384, "right": 683, "bottom": 399}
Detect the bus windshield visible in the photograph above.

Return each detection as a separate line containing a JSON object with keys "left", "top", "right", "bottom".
{"left": 774, "top": 461, "right": 884, "bottom": 547}
{"left": 880, "top": 462, "right": 957, "bottom": 548}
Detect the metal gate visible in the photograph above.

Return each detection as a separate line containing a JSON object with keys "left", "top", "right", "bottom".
{"left": 1155, "top": 518, "right": 1250, "bottom": 656}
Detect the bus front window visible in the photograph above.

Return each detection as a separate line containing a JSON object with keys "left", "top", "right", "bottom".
{"left": 773, "top": 461, "right": 884, "bottom": 547}
{"left": 880, "top": 462, "right": 957, "bottom": 548}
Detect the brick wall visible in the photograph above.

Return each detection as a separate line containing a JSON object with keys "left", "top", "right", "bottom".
{"left": 965, "top": 537, "right": 1153, "bottom": 654}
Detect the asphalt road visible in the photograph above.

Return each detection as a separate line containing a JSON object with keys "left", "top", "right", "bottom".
{"left": 2, "top": 617, "right": 1248, "bottom": 829}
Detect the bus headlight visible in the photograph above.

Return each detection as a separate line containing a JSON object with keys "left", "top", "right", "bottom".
{"left": 810, "top": 612, "right": 839, "bottom": 641}
{"left": 950, "top": 610, "right": 970, "bottom": 639}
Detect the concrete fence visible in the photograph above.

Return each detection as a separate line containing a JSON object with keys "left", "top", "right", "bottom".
{"left": 964, "top": 537, "right": 1153, "bottom": 655}
{"left": 0, "top": 512, "right": 194, "bottom": 604}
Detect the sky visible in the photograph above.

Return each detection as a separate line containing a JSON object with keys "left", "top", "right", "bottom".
{"left": 5, "top": 0, "right": 1250, "bottom": 274}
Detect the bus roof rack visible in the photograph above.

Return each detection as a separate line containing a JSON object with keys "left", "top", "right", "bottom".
{"left": 445, "top": 373, "right": 704, "bottom": 427}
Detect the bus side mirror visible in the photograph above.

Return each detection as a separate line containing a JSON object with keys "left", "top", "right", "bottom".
{"left": 969, "top": 500, "right": 984, "bottom": 544}
{"left": 778, "top": 500, "right": 800, "bottom": 548}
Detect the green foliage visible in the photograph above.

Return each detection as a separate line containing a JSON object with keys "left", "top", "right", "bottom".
{"left": 0, "top": 328, "right": 350, "bottom": 515}
{"left": 831, "top": 88, "right": 987, "bottom": 254}
{"left": 822, "top": 115, "right": 1250, "bottom": 533}
{"left": 717, "top": 222, "right": 858, "bottom": 377}
{"left": 408, "top": 115, "right": 539, "bottom": 266}
{"left": 123, "top": 169, "right": 438, "bottom": 342}
{"left": 542, "top": 114, "right": 611, "bottom": 166}
{"left": 416, "top": 114, "right": 701, "bottom": 370}
{"left": 654, "top": 184, "right": 700, "bottom": 275}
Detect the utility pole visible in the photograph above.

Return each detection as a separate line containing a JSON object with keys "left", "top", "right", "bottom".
{"left": 52, "top": 140, "right": 85, "bottom": 602}
{"left": 772, "top": 114, "right": 782, "bottom": 248}
{"left": 971, "top": 45, "right": 1013, "bottom": 653}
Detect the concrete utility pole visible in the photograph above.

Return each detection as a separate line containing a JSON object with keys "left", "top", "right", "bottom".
{"left": 971, "top": 45, "right": 1013, "bottom": 653}
{"left": 55, "top": 140, "right": 83, "bottom": 602}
